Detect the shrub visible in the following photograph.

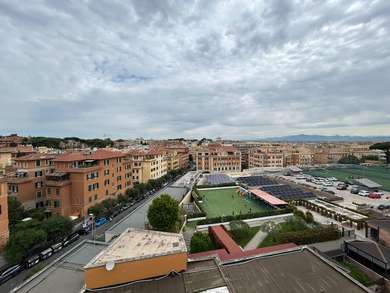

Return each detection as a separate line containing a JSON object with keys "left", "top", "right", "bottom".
{"left": 305, "top": 211, "right": 314, "bottom": 223}
{"left": 277, "top": 227, "right": 340, "bottom": 245}
{"left": 230, "top": 220, "right": 250, "bottom": 240}
{"left": 190, "top": 232, "right": 216, "bottom": 253}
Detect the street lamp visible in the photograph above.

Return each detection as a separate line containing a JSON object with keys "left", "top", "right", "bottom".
{"left": 89, "top": 213, "right": 95, "bottom": 245}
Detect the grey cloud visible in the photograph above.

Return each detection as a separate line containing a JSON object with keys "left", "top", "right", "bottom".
{"left": 0, "top": 0, "right": 390, "bottom": 139}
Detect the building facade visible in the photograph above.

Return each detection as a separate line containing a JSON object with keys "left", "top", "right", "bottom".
{"left": 7, "top": 153, "right": 56, "bottom": 209}
{"left": 248, "top": 148, "right": 284, "bottom": 168}
{"left": 195, "top": 144, "right": 241, "bottom": 172}
{"left": 0, "top": 179, "right": 9, "bottom": 249}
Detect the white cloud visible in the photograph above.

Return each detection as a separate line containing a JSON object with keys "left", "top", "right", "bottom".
{"left": 0, "top": 0, "right": 389, "bottom": 139}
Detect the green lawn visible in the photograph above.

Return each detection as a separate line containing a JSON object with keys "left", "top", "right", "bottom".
{"left": 198, "top": 187, "right": 271, "bottom": 218}
{"left": 307, "top": 166, "right": 390, "bottom": 191}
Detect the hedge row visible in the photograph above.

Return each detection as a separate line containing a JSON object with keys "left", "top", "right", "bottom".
{"left": 277, "top": 226, "right": 340, "bottom": 245}
{"left": 197, "top": 207, "right": 293, "bottom": 225}
{"left": 187, "top": 212, "right": 207, "bottom": 219}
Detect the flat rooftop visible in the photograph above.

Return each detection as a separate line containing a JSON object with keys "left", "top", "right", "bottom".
{"left": 13, "top": 241, "right": 108, "bottom": 293}
{"left": 14, "top": 245, "right": 370, "bottom": 293}
{"left": 86, "top": 229, "right": 187, "bottom": 268}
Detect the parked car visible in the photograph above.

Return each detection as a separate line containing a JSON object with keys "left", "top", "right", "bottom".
{"left": 0, "top": 264, "right": 23, "bottom": 284}
{"left": 369, "top": 192, "right": 382, "bottom": 199}
{"left": 337, "top": 183, "right": 347, "bottom": 190}
{"left": 350, "top": 187, "right": 360, "bottom": 194}
{"left": 322, "top": 181, "right": 333, "bottom": 187}
{"left": 39, "top": 247, "right": 53, "bottom": 260}
{"left": 25, "top": 255, "right": 40, "bottom": 269}
{"left": 328, "top": 177, "right": 338, "bottom": 181}
{"left": 63, "top": 233, "right": 80, "bottom": 247}
{"left": 51, "top": 242, "right": 63, "bottom": 253}
{"left": 358, "top": 190, "right": 370, "bottom": 197}
{"left": 378, "top": 205, "right": 386, "bottom": 210}
{"left": 95, "top": 217, "right": 108, "bottom": 228}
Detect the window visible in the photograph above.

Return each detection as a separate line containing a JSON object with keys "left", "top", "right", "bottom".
{"left": 104, "top": 169, "right": 109, "bottom": 176}
{"left": 56, "top": 188, "right": 60, "bottom": 196}
{"left": 36, "top": 191, "right": 42, "bottom": 198}
{"left": 117, "top": 184, "right": 122, "bottom": 190}
{"left": 54, "top": 200, "right": 60, "bottom": 208}
{"left": 94, "top": 194, "right": 97, "bottom": 200}
{"left": 89, "top": 196, "right": 92, "bottom": 203}
{"left": 35, "top": 160, "right": 41, "bottom": 167}
{"left": 47, "top": 188, "right": 52, "bottom": 195}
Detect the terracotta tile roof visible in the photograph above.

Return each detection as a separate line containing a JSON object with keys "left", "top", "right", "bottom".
{"left": 14, "top": 153, "right": 57, "bottom": 161}
{"left": 54, "top": 149, "right": 126, "bottom": 162}
{"left": 53, "top": 152, "right": 88, "bottom": 162}
{"left": 0, "top": 146, "right": 35, "bottom": 154}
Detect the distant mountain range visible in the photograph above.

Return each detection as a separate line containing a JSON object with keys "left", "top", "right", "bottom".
{"left": 258, "top": 134, "right": 390, "bottom": 142}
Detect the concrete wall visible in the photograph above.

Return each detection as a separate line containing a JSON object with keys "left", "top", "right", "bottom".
{"left": 85, "top": 252, "right": 187, "bottom": 289}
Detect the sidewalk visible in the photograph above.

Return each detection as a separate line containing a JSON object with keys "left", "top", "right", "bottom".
{"left": 243, "top": 229, "right": 267, "bottom": 251}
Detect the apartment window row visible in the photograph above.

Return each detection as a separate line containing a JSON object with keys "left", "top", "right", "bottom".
{"left": 47, "top": 187, "right": 60, "bottom": 196}
{"left": 88, "top": 183, "right": 99, "bottom": 191}
{"left": 35, "top": 181, "right": 44, "bottom": 188}
{"left": 87, "top": 171, "right": 99, "bottom": 180}
{"left": 9, "top": 185, "right": 18, "bottom": 193}
{"left": 34, "top": 170, "right": 43, "bottom": 177}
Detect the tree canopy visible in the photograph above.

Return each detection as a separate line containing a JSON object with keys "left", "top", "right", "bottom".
{"left": 338, "top": 154, "right": 360, "bottom": 165}
{"left": 147, "top": 194, "right": 179, "bottom": 231}
{"left": 370, "top": 142, "right": 390, "bottom": 164}
{"left": 190, "top": 232, "right": 216, "bottom": 253}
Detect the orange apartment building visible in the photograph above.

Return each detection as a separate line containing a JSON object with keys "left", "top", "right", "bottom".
{"left": 7, "top": 153, "right": 57, "bottom": 209}
{"left": 248, "top": 147, "right": 284, "bottom": 168}
{"left": 48, "top": 149, "right": 132, "bottom": 217}
{"left": 0, "top": 178, "right": 9, "bottom": 249}
{"left": 195, "top": 144, "right": 241, "bottom": 172}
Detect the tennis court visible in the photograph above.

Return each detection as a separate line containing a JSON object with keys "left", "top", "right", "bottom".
{"left": 306, "top": 166, "right": 390, "bottom": 191}
{"left": 198, "top": 187, "right": 271, "bottom": 218}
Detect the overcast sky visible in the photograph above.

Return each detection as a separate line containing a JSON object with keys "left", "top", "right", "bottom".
{"left": 0, "top": 0, "right": 390, "bottom": 139}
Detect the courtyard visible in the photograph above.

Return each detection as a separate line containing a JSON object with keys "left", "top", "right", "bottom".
{"left": 198, "top": 187, "right": 271, "bottom": 218}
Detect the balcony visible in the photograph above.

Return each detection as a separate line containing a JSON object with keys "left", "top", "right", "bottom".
{"left": 46, "top": 172, "right": 71, "bottom": 186}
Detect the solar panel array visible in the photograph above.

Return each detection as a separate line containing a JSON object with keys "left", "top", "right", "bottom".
{"left": 206, "top": 173, "right": 233, "bottom": 185}
{"left": 236, "top": 176, "right": 277, "bottom": 187}
{"left": 260, "top": 185, "right": 314, "bottom": 200}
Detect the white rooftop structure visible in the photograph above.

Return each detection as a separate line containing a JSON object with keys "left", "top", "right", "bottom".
{"left": 85, "top": 228, "right": 187, "bottom": 269}
{"left": 353, "top": 178, "right": 382, "bottom": 189}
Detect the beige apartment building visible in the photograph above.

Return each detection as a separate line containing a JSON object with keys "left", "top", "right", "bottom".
{"left": 195, "top": 144, "right": 241, "bottom": 172}
{"left": 0, "top": 145, "right": 35, "bottom": 176}
{"left": 248, "top": 147, "right": 284, "bottom": 168}
{"left": 127, "top": 149, "right": 167, "bottom": 184}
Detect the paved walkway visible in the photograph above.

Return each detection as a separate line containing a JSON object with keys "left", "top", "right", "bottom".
{"left": 243, "top": 229, "right": 267, "bottom": 251}
{"left": 297, "top": 206, "right": 366, "bottom": 240}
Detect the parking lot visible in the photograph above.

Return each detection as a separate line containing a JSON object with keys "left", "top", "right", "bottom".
{"left": 283, "top": 175, "right": 390, "bottom": 212}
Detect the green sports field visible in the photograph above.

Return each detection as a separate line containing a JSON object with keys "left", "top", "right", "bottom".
{"left": 306, "top": 166, "right": 390, "bottom": 191}
{"left": 198, "top": 187, "right": 271, "bottom": 218}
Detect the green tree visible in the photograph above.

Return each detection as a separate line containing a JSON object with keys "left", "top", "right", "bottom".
{"left": 370, "top": 142, "right": 390, "bottom": 164}
{"left": 338, "top": 154, "right": 360, "bottom": 164}
{"left": 7, "top": 197, "right": 26, "bottom": 229}
{"left": 5, "top": 229, "right": 47, "bottom": 263}
{"left": 305, "top": 211, "right": 314, "bottom": 223}
{"left": 42, "top": 216, "right": 73, "bottom": 244}
{"left": 190, "top": 232, "right": 215, "bottom": 253}
{"left": 147, "top": 194, "right": 179, "bottom": 231}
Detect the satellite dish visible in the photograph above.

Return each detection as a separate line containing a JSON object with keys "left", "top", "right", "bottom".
{"left": 105, "top": 261, "right": 115, "bottom": 271}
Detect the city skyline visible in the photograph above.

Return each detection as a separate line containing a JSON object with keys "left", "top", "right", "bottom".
{"left": 1, "top": 0, "right": 390, "bottom": 138}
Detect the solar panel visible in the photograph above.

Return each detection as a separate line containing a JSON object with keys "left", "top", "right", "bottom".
{"left": 206, "top": 173, "right": 233, "bottom": 185}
